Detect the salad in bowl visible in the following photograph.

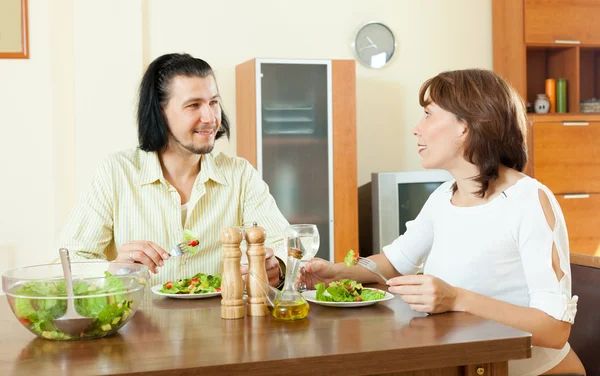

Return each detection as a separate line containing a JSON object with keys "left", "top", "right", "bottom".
{"left": 2, "top": 261, "right": 148, "bottom": 340}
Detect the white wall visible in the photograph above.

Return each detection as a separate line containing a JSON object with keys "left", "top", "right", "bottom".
{"left": 0, "top": 0, "right": 492, "bottom": 271}
{"left": 0, "top": 0, "right": 55, "bottom": 273}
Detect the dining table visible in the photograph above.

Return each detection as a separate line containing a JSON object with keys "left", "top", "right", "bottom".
{"left": 0, "top": 284, "right": 531, "bottom": 376}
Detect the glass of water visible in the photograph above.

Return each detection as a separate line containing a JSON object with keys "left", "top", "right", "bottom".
{"left": 285, "top": 224, "right": 319, "bottom": 292}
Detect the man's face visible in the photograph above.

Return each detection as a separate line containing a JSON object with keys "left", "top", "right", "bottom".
{"left": 162, "top": 75, "right": 221, "bottom": 155}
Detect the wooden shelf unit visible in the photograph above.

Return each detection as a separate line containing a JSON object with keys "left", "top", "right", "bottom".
{"left": 493, "top": 0, "right": 600, "bottom": 257}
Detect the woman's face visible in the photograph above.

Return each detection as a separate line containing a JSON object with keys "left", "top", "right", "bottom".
{"left": 412, "top": 101, "right": 467, "bottom": 170}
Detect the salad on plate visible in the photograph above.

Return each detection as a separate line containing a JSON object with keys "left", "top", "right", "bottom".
{"left": 157, "top": 272, "right": 222, "bottom": 295}
{"left": 314, "top": 279, "right": 386, "bottom": 303}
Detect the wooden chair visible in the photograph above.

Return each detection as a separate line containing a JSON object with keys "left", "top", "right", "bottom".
{"left": 569, "top": 254, "right": 600, "bottom": 375}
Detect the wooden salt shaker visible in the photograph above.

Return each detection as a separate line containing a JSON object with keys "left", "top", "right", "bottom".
{"left": 220, "top": 227, "right": 245, "bottom": 319}
{"left": 245, "top": 223, "right": 269, "bottom": 316}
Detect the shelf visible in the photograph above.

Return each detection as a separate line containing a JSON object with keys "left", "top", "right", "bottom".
{"left": 528, "top": 113, "right": 600, "bottom": 122}
{"left": 263, "top": 116, "right": 314, "bottom": 123}
{"left": 263, "top": 106, "right": 313, "bottom": 111}
{"left": 526, "top": 46, "right": 579, "bottom": 111}
{"left": 580, "top": 47, "right": 600, "bottom": 102}
{"left": 263, "top": 136, "right": 327, "bottom": 146}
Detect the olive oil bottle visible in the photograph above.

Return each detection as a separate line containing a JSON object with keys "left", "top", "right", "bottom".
{"left": 269, "top": 299, "right": 310, "bottom": 320}
{"left": 270, "top": 245, "right": 310, "bottom": 320}
{"left": 249, "top": 241, "right": 311, "bottom": 321}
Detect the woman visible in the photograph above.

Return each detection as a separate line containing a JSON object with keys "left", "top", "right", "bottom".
{"left": 300, "top": 69, "right": 586, "bottom": 376}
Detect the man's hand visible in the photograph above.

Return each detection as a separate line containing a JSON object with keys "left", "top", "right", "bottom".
{"left": 240, "top": 248, "right": 281, "bottom": 287}
{"left": 298, "top": 258, "right": 338, "bottom": 290}
{"left": 115, "top": 241, "right": 170, "bottom": 274}
{"left": 386, "top": 274, "right": 457, "bottom": 314}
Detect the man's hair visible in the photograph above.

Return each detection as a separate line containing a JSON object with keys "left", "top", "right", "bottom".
{"left": 419, "top": 69, "right": 528, "bottom": 197}
{"left": 137, "top": 53, "right": 230, "bottom": 152}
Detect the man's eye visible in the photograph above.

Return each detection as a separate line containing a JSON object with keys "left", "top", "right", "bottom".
{"left": 187, "top": 103, "right": 199, "bottom": 108}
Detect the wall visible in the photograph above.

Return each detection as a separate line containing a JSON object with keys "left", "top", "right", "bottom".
{"left": 0, "top": 0, "right": 492, "bottom": 271}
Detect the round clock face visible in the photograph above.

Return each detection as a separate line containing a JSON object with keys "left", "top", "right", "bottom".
{"left": 353, "top": 22, "right": 396, "bottom": 69}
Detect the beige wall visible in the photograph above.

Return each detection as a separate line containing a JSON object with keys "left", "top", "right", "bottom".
{"left": 0, "top": 0, "right": 492, "bottom": 272}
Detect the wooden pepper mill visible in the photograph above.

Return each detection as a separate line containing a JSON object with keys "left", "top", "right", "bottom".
{"left": 220, "top": 227, "right": 245, "bottom": 319}
{"left": 245, "top": 222, "right": 269, "bottom": 316}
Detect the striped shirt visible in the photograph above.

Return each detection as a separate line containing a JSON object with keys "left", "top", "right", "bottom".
{"left": 59, "top": 148, "right": 289, "bottom": 285}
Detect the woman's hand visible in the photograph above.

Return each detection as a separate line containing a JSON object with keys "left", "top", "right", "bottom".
{"left": 298, "top": 258, "right": 339, "bottom": 290}
{"left": 387, "top": 274, "right": 458, "bottom": 314}
{"left": 115, "top": 241, "right": 170, "bottom": 274}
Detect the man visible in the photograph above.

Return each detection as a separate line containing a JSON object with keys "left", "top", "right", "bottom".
{"left": 59, "top": 53, "right": 288, "bottom": 287}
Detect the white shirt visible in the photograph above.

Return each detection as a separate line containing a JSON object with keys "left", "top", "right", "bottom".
{"left": 383, "top": 177, "right": 577, "bottom": 376}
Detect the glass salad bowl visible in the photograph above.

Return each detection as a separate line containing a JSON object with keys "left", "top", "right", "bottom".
{"left": 2, "top": 261, "right": 148, "bottom": 340}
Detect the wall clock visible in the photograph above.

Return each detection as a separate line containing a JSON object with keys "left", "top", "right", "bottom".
{"left": 352, "top": 22, "right": 396, "bottom": 69}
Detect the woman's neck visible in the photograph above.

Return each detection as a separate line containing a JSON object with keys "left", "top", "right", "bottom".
{"left": 449, "top": 164, "right": 523, "bottom": 207}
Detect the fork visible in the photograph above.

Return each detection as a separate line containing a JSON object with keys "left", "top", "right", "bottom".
{"left": 169, "top": 242, "right": 198, "bottom": 257}
{"left": 356, "top": 257, "right": 388, "bottom": 283}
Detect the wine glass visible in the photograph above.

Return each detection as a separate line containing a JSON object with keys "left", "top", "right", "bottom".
{"left": 285, "top": 224, "right": 319, "bottom": 292}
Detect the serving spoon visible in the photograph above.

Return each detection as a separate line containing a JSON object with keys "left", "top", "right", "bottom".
{"left": 52, "top": 248, "right": 95, "bottom": 336}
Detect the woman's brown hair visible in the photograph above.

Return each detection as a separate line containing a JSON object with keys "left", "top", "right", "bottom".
{"left": 418, "top": 69, "right": 528, "bottom": 197}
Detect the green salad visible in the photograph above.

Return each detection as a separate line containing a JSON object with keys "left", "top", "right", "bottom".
{"left": 344, "top": 249, "right": 358, "bottom": 267}
{"left": 180, "top": 229, "right": 200, "bottom": 254}
{"left": 159, "top": 272, "right": 222, "bottom": 294}
{"left": 11, "top": 272, "right": 136, "bottom": 340}
{"left": 315, "top": 279, "right": 386, "bottom": 303}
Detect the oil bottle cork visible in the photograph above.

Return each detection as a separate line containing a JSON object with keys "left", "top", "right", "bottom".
{"left": 245, "top": 222, "right": 269, "bottom": 316}
{"left": 220, "top": 227, "right": 245, "bottom": 319}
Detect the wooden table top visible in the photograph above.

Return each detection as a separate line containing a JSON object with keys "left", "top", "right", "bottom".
{"left": 1, "top": 285, "right": 531, "bottom": 376}
{"left": 571, "top": 252, "right": 600, "bottom": 269}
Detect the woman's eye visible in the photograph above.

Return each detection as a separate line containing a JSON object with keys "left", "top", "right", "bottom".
{"left": 209, "top": 100, "right": 219, "bottom": 106}
{"left": 424, "top": 111, "right": 431, "bottom": 118}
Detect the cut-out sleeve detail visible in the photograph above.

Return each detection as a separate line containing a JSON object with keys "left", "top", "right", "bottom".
{"left": 516, "top": 186, "right": 577, "bottom": 324}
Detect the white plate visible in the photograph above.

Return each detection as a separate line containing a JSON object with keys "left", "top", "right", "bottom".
{"left": 151, "top": 284, "right": 221, "bottom": 299}
{"left": 302, "top": 288, "right": 394, "bottom": 307}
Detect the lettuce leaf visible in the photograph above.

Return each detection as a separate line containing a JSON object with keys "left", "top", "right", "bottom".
{"left": 344, "top": 250, "right": 358, "bottom": 267}
{"left": 315, "top": 279, "right": 385, "bottom": 302}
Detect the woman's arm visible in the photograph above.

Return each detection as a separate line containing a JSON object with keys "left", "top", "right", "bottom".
{"left": 455, "top": 287, "right": 570, "bottom": 349}
{"left": 389, "top": 274, "right": 571, "bottom": 349}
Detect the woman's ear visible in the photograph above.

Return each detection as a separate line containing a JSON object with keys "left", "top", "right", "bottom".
{"left": 457, "top": 121, "right": 468, "bottom": 138}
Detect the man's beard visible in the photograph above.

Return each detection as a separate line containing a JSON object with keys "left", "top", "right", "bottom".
{"left": 170, "top": 131, "right": 216, "bottom": 155}
{"left": 181, "top": 141, "right": 214, "bottom": 155}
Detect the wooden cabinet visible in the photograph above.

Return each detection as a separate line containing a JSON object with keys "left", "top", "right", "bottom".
{"left": 525, "top": 0, "right": 600, "bottom": 45}
{"left": 529, "top": 114, "right": 600, "bottom": 256}
{"left": 235, "top": 58, "right": 358, "bottom": 262}
{"left": 494, "top": 1, "right": 600, "bottom": 257}
{"left": 557, "top": 193, "right": 600, "bottom": 256}
{"left": 533, "top": 119, "right": 600, "bottom": 193}
{"left": 494, "top": 0, "right": 600, "bottom": 114}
